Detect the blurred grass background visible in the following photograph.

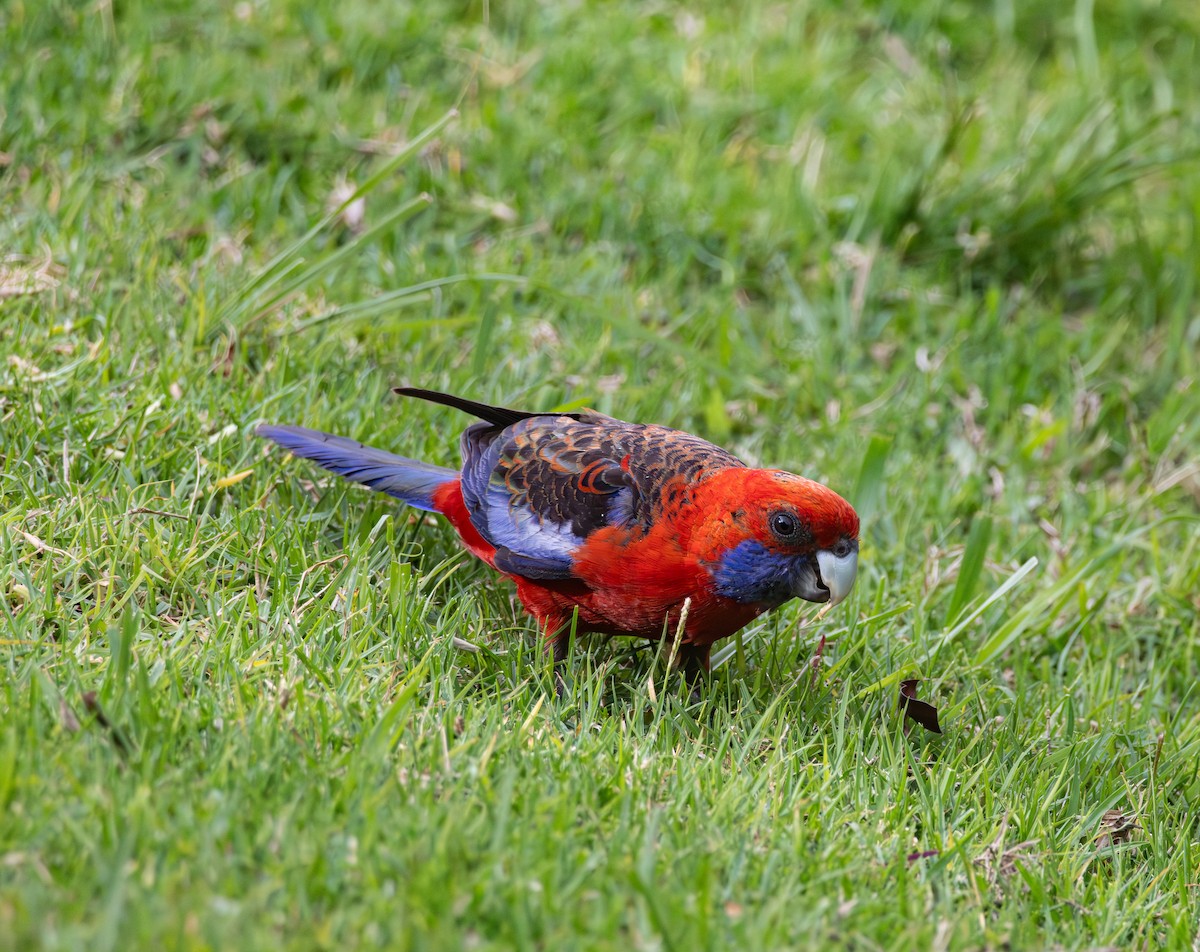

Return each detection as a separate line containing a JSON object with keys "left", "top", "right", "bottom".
{"left": 2, "top": 0, "right": 1199, "bottom": 948}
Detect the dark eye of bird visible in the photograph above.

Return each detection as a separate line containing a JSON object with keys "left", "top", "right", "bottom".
{"left": 833, "top": 539, "right": 853, "bottom": 558}
{"left": 769, "top": 511, "right": 798, "bottom": 538}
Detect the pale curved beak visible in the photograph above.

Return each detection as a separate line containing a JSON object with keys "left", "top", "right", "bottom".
{"left": 789, "top": 559, "right": 828, "bottom": 603}
{"left": 816, "top": 548, "right": 858, "bottom": 606}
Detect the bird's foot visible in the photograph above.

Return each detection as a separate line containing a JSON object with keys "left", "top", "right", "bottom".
{"left": 676, "top": 643, "right": 711, "bottom": 706}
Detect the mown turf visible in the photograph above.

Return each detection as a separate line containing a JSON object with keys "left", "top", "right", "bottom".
{"left": 2, "top": 1, "right": 1199, "bottom": 949}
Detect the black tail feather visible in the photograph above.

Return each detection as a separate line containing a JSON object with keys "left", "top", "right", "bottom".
{"left": 393, "top": 387, "right": 579, "bottom": 428}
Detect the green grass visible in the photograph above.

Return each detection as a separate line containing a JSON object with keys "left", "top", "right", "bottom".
{"left": 3, "top": 0, "right": 1199, "bottom": 948}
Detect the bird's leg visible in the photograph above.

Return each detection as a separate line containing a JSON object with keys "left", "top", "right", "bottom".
{"left": 675, "top": 643, "right": 711, "bottom": 705}
{"left": 547, "top": 616, "right": 573, "bottom": 700}
{"left": 552, "top": 633, "right": 571, "bottom": 699}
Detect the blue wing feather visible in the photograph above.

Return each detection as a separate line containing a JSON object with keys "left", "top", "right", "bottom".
{"left": 458, "top": 421, "right": 582, "bottom": 579}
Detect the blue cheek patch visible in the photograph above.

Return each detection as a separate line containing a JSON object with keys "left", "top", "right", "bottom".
{"left": 710, "top": 539, "right": 798, "bottom": 605}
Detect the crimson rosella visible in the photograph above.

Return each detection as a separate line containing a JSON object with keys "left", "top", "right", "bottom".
{"left": 258, "top": 388, "right": 860, "bottom": 685}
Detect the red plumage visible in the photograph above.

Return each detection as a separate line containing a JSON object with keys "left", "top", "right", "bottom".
{"left": 259, "top": 389, "right": 860, "bottom": 685}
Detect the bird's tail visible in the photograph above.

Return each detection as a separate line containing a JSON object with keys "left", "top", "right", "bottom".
{"left": 256, "top": 424, "right": 456, "bottom": 512}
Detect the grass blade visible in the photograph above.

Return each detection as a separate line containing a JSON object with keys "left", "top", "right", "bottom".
{"left": 945, "top": 515, "right": 992, "bottom": 628}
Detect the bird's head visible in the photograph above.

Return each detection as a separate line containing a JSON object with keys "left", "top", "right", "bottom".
{"left": 695, "top": 469, "right": 860, "bottom": 610}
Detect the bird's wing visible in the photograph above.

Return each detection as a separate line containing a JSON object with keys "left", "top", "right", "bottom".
{"left": 458, "top": 412, "right": 745, "bottom": 580}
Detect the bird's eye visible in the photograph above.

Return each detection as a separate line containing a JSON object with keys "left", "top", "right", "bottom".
{"left": 833, "top": 539, "right": 854, "bottom": 558}
{"left": 769, "top": 511, "right": 798, "bottom": 538}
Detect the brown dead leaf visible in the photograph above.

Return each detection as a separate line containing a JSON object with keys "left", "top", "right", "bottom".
{"left": 975, "top": 817, "right": 1040, "bottom": 897}
{"left": 899, "top": 679, "right": 942, "bottom": 733}
{"left": 994, "top": 840, "right": 1039, "bottom": 878}
{"left": 1094, "top": 809, "right": 1138, "bottom": 849}
{"left": 0, "top": 254, "right": 63, "bottom": 298}
{"left": 20, "top": 531, "right": 70, "bottom": 557}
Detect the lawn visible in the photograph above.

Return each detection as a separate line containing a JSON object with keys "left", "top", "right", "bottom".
{"left": 2, "top": 0, "right": 1199, "bottom": 948}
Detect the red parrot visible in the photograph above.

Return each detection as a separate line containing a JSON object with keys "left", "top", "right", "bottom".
{"left": 257, "top": 388, "right": 859, "bottom": 685}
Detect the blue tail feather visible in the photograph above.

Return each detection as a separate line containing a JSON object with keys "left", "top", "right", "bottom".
{"left": 257, "top": 424, "right": 454, "bottom": 512}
